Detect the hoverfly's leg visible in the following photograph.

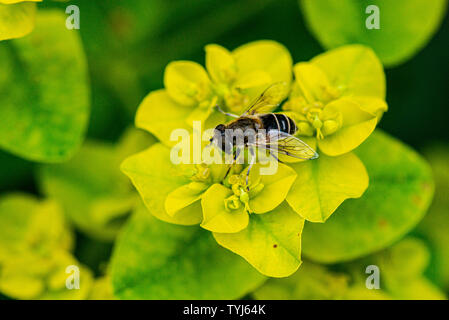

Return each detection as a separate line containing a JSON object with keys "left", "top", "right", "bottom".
{"left": 224, "top": 147, "right": 241, "bottom": 179}
{"left": 215, "top": 105, "right": 239, "bottom": 118}
{"left": 269, "top": 151, "right": 284, "bottom": 163}
{"left": 245, "top": 146, "right": 256, "bottom": 191}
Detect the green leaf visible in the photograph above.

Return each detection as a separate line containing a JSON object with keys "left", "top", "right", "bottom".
{"left": 253, "top": 261, "right": 354, "bottom": 300}
{"left": 0, "top": 2, "right": 36, "bottom": 41}
{"left": 416, "top": 145, "right": 449, "bottom": 289}
{"left": 38, "top": 128, "right": 153, "bottom": 241}
{"left": 301, "top": 0, "right": 448, "bottom": 67}
{"left": 214, "top": 202, "right": 304, "bottom": 278}
{"left": 254, "top": 237, "right": 446, "bottom": 300}
{"left": 110, "top": 203, "right": 266, "bottom": 299}
{"left": 302, "top": 130, "right": 434, "bottom": 263}
{"left": 286, "top": 152, "right": 368, "bottom": 222}
{"left": 0, "top": 10, "right": 89, "bottom": 162}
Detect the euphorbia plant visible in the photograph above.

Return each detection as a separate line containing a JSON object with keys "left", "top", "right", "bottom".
{"left": 120, "top": 41, "right": 388, "bottom": 278}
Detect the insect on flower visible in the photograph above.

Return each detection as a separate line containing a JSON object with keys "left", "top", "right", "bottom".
{"left": 209, "top": 82, "right": 319, "bottom": 187}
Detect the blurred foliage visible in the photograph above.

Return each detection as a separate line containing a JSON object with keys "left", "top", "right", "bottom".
{"left": 0, "top": 0, "right": 447, "bottom": 300}
{"left": 110, "top": 202, "right": 266, "bottom": 299}
{"left": 0, "top": 10, "right": 89, "bottom": 162}
{"left": 302, "top": 130, "right": 434, "bottom": 263}
{"left": 0, "top": 193, "right": 93, "bottom": 299}
{"left": 416, "top": 145, "right": 449, "bottom": 291}
{"left": 300, "top": 0, "right": 447, "bottom": 67}
{"left": 38, "top": 128, "right": 155, "bottom": 240}
{"left": 254, "top": 237, "right": 446, "bottom": 300}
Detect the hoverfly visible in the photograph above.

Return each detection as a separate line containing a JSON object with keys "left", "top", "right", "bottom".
{"left": 209, "top": 82, "right": 319, "bottom": 186}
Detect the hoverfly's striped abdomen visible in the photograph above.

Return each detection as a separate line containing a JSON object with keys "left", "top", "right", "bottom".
{"left": 260, "top": 113, "right": 297, "bottom": 135}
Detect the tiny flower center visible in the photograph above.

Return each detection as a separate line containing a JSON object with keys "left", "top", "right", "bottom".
{"left": 185, "top": 82, "right": 210, "bottom": 103}
{"left": 191, "top": 163, "right": 210, "bottom": 182}
{"left": 223, "top": 88, "right": 250, "bottom": 114}
{"left": 224, "top": 195, "right": 241, "bottom": 211}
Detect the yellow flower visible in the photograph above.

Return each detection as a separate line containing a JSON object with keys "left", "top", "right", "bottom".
{"left": 281, "top": 45, "right": 387, "bottom": 223}
{"left": 283, "top": 45, "right": 388, "bottom": 157}
{"left": 135, "top": 40, "right": 292, "bottom": 146}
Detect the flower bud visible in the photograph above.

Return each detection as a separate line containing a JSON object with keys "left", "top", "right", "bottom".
{"left": 228, "top": 174, "right": 240, "bottom": 185}
{"left": 312, "top": 118, "right": 323, "bottom": 129}
{"left": 239, "top": 190, "right": 249, "bottom": 203}
{"left": 297, "top": 121, "right": 314, "bottom": 137}
{"left": 224, "top": 195, "right": 241, "bottom": 211}
{"left": 322, "top": 119, "right": 340, "bottom": 136}
{"left": 193, "top": 163, "right": 210, "bottom": 182}
{"left": 231, "top": 183, "right": 241, "bottom": 196}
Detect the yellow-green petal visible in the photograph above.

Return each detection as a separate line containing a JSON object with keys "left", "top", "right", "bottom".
{"left": 311, "top": 44, "right": 385, "bottom": 99}
{"left": 233, "top": 70, "right": 273, "bottom": 90}
{"left": 214, "top": 202, "right": 304, "bottom": 278}
{"left": 318, "top": 97, "right": 377, "bottom": 156}
{"left": 351, "top": 96, "right": 388, "bottom": 121}
{"left": 0, "top": 2, "right": 36, "bottom": 41}
{"left": 164, "top": 60, "right": 212, "bottom": 106}
{"left": 121, "top": 143, "right": 202, "bottom": 225}
{"left": 293, "top": 62, "right": 337, "bottom": 103}
{"left": 249, "top": 163, "right": 297, "bottom": 214}
{"left": 201, "top": 184, "right": 248, "bottom": 233}
{"left": 286, "top": 152, "right": 368, "bottom": 222}
{"left": 165, "top": 182, "right": 208, "bottom": 217}
{"left": 136, "top": 89, "right": 193, "bottom": 146}
{"left": 232, "top": 40, "right": 292, "bottom": 101}
{"left": 205, "top": 44, "right": 236, "bottom": 84}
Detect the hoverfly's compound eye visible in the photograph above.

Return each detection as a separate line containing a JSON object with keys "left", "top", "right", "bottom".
{"left": 214, "top": 124, "right": 225, "bottom": 133}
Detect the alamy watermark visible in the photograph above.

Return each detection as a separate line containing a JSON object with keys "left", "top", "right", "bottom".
{"left": 365, "top": 265, "right": 380, "bottom": 289}
{"left": 170, "top": 121, "right": 279, "bottom": 176}
{"left": 365, "top": 5, "right": 380, "bottom": 29}
{"left": 66, "top": 5, "right": 80, "bottom": 30}
{"left": 66, "top": 265, "right": 80, "bottom": 290}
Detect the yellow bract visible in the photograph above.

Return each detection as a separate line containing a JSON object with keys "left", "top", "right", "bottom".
{"left": 286, "top": 152, "right": 369, "bottom": 222}
{"left": 0, "top": 2, "right": 37, "bottom": 41}
{"left": 214, "top": 202, "right": 304, "bottom": 277}
{"left": 135, "top": 40, "right": 293, "bottom": 146}
{"left": 284, "top": 45, "right": 387, "bottom": 157}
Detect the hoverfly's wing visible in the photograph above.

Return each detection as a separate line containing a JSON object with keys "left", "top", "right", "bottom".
{"left": 242, "top": 82, "right": 289, "bottom": 116}
{"left": 249, "top": 130, "right": 319, "bottom": 160}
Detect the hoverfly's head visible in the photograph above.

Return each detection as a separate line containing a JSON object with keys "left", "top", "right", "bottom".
{"left": 209, "top": 124, "right": 227, "bottom": 151}
{"left": 210, "top": 124, "right": 225, "bottom": 142}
